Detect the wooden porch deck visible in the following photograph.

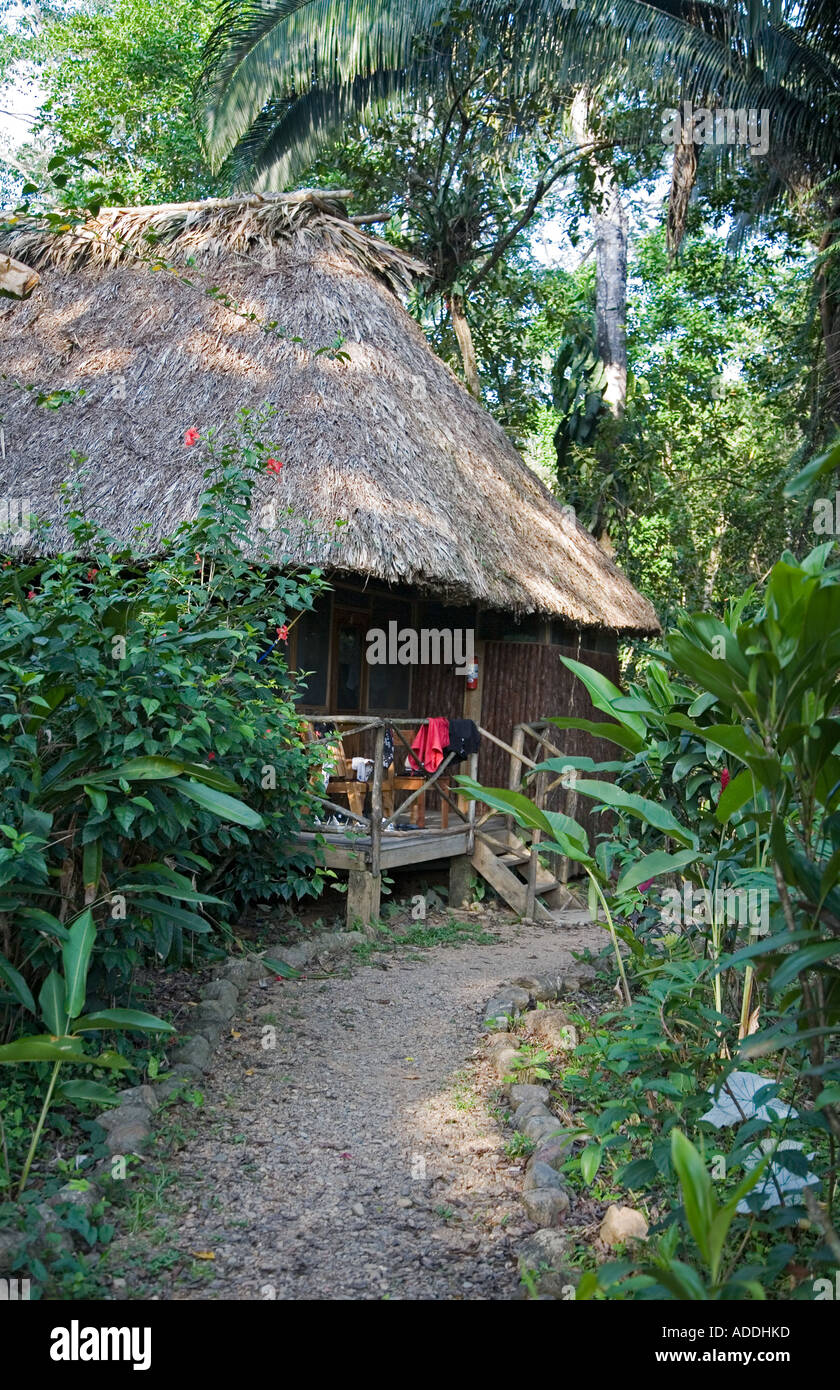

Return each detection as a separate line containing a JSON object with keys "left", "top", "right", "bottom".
{"left": 295, "top": 714, "right": 581, "bottom": 929}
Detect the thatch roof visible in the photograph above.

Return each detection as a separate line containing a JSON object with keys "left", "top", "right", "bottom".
{"left": 0, "top": 191, "right": 658, "bottom": 633}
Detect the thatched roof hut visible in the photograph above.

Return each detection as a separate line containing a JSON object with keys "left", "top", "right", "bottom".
{"left": 0, "top": 190, "right": 657, "bottom": 635}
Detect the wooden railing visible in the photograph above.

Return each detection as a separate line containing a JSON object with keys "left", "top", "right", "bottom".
{"left": 297, "top": 715, "right": 478, "bottom": 870}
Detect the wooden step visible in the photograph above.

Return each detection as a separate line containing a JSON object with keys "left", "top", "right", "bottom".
{"left": 471, "top": 837, "right": 554, "bottom": 922}
{"left": 534, "top": 878, "right": 561, "bottom": 895}
{"left": 499, "top": 850, "right": 529, "bottom": 866}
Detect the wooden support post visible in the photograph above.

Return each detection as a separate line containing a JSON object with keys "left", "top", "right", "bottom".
{"left": 526, "top": 766, "right": 548, "bottom": 918}
{"left": 466, "top": 751, "right": 478, "bottom": 853}
{"left": 507, "top": 724, "right": 526, "bottom": 837}
{"left": 347, "top": 869, "right": 381, "bottom": 936}
{"left": 449, "top": 854, "right": 473, "bottom": 910}
{"left": 370, "top": 722, "right": 385, "bottom": 876}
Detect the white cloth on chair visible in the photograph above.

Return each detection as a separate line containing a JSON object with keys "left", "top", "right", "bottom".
{"left": 351, "top": 756, "right": 374, "bottom": 783}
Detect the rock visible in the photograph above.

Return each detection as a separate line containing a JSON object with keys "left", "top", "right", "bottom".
{"left": 517, "top": 1230, "right": 580, "bottom": 1299}
{"left": 509, "top": 1083, "right": 550, "bottom": 1108}
{"left": 219, "top": 958, "right": 251, "bottom": 989}
{"left": 96, "top": 1105, "right": 150, "bottom": 1133}
{"left": 599, "top": 1204, "right": 649, "bottom": 1248}
{"left": 0, "top": 1227, "right": 25, "bottom": 1274}
{"left": 35, "top": 1204, "right": 75, "bottom": 1256}
{"left": 561, "top": 964, "right": 597, "bottom": 992}
{"left": 521, "top": 1186, "right": 570, "bottom": 1226}
{"left": 524, "top": 1161, "right": 568, "bottom": 1194}
{"left": 522, "top": 1009, "right": 579, "bottom": 1050}
{"left": 194, "top": 999, "right": 233, "bottom": 1026}
{"left": 483, "top": 986, "right": 530, "bottom": 1027}
{"left": 510, "top": 975, "right": 540, "bottom": 996}
{"left": 192, "top": 1019, "right": 225, "bottom": 1046}
{"left": 48, "top": 1181, "right": 100, "bottom": 1215}
{"left": 513, "top": 1100, "right": 551, "bottom": 1128}
{"left": 117, "top": 1084, "right": 159, "bottom": 1112}
{"left": 153, "top": 1063, "right": 204, "bottom": 1098}
{"left": 494, "top": 1047, "right": 521, "bottom": 1079}
{"left": 103, "top": 1118, "right": 152, "bottom": 1155}
{"left": 169, "top": 1035, "right": 211, "bottom": 1071}
{"left": 533, "top": 975, "right": 563, "bottom": 1003}
{"left": 521, "top": 1112, "right": 564, "bottom": 1143}
{"left": 528, "top": 1135, "right": 574, "bottom": 1172}
{"left": 200, "top": 979, "right": 239, "bottom": 1011}
{"left": 487, "top": 1032, "right": 519, "bottom": 1051}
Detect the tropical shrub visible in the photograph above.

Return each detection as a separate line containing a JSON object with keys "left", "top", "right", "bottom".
{"left": 457, "top": 542, "right": 840, "bottom": 1297}
{"left": 0, "top": 407, "right": 329, "bottom": 1026}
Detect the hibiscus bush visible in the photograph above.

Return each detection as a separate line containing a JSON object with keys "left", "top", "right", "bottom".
{"left": 0, "top": 407, "right": 330, "bottom": 1029}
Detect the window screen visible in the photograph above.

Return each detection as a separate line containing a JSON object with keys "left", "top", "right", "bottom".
{"left": 294, "top": 606, "right": 330, "bottom": 707}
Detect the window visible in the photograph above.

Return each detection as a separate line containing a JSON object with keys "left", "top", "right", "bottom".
{"left": 368, "top": 600, "right": 413, "bottom": 711}
{"left": 294, "top": 605, "right": 330, "bottom": 707}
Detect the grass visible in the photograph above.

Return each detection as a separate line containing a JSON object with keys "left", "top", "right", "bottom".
{"left": 353, "top": 913, "right": 498, "bottom": 963}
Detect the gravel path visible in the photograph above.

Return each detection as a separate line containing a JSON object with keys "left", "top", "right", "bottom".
{"left": 135, "top": 910, "right": 602, "bottom": 1301}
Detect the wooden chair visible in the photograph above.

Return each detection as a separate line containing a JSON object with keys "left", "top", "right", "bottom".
{"left": 304, "top": 726, "right": 366, "bottom": 820}
{"left": 384, "top": 727, "right": 449, "bottom": 829}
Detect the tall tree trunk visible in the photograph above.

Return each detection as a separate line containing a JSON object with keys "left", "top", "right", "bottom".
{"left": 571, "top": 88, "right": 628, "bottom": 418}
{"left": 448, "top": 292, "right": 481, "bottom": 396}
{"left": 817, "top": 198, "right": 840, "bottom": 428}
{"left": 666, "top": 134, "right": 699, "bottom": 259}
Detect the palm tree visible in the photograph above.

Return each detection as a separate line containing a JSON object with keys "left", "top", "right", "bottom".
{"left": 197, "top": 0, "right": 840, "bottom": 412}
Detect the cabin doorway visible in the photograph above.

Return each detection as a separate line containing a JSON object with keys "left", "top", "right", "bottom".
{"left": 332, "top": 607, "right": 368, "bottom": 713}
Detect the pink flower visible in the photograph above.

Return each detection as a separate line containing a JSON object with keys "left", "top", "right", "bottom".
{"left": 27, "top": 589, "right": 35, "bottom": 599}
{"left": 266, "top": 458, "right": 283, "bottom": 474}
{"left": 86, "top": 567, "right": 98, "bottom": 581}
{"left": 276, "top": 624, "right": 289, "bottom": 641}
{"left": 184, "top": 427, "right": 200, "bottom": 447}
{"left": 720, "top": 768, "right": 731, "bottom": 792}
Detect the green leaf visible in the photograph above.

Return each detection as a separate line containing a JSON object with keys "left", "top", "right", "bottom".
{"left": 73, "top": 1008, "right": 175, "bottom": 1034}
{"left": 558, "top": 656, "right": 647, "bottom": 737}
{"left": 671, "top": 1129, "right": 713, "bottom": 1265}
{"left": 580, "top": 1144, "right": 603, "bottom": 1184}
{"left": 0, "top": 1035, "right": 88, "bottom": 1064}
{"left": 61, "top": 910, "right": 96, "bottom": 1020}
{"left": 547, "top": 716, "right": 644, "bottom": 753}
{"left": 171, "top": 778, "right": 264, "bottom": 829}
{"left": 82, "top": 839, "right": 102, "bottom": 893}
{"left": 262, "top": 956, "right": 300, "bottom": 979}
{"left": 38, "top": 971, "right": 67, "bottom": 1035}
{"left": 130, "top": 898, "right": 212, "bottom": 933}
{"left": 0, "top": 953, "right": 36, "bottom": 1013}
{"left": 783, "top": 435, "right": 840, "bottom": 498}
{"left": 55, "top": 1080, "right": 118, "bottom": 1106}
{"left": 715, "top": 769, "right": 757, "bottom": 823}
{"left": 616, "top": 850, "right": 699, "bottom": 893}
{"left": 572, "top": 780, "right": 698, "bottom": 848}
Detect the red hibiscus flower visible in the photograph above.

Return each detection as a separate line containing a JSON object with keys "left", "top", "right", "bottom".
{"left": 207, "top": 751, "right": 216, "bottom": 761}
{"left": 276, "top": 624, "right": 289, "bottom": 641}
{"left": 86, "top": 567, "right": 98, "bottom": 581}
{"left": 266, "top": 458, "right": 283, "bottom": 474}
{"left": 720, "top": 768, "right": 731, "bottom": 792}
{"left": 184, "top": 427, "right": 200, "bottom": 446}
{"left": 27, "top": 589, "right": 35, "bottom": 599}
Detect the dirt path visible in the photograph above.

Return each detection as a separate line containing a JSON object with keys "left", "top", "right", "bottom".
{"left": 127, "top": 911, "right": 602, "bottom": 1301}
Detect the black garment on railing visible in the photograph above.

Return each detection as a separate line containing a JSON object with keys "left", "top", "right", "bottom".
{"left": 445, "top": 718, "right": 481, "bottom": 762}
